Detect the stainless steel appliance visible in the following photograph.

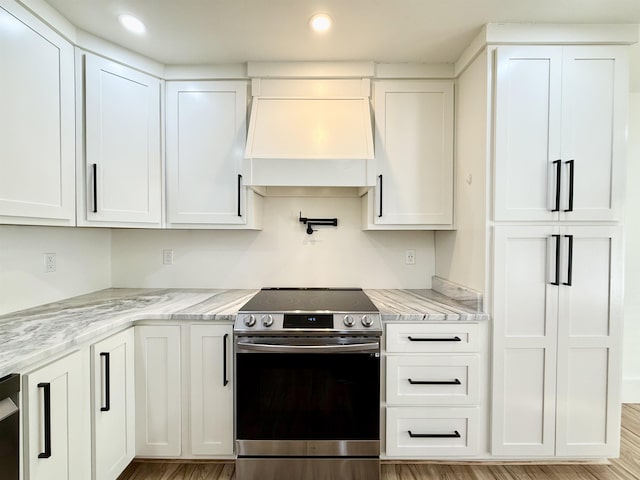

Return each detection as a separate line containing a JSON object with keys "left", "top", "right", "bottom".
{"left": 0, "top": 374, "right": 20, "bottom": 480}
{"left": 234, "top": 288, "right": 382, "bottom": 480}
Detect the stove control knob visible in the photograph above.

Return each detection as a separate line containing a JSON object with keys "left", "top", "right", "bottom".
{"left": 361, "top": 315, "right": 374, "bottom": 327}
{"left": 343, "top": 315, "right": 355, "bottom": 327}
{"left": 262, "top": 314, "right": 274, "bottom": 327}
{"left": 244, "top": 314, "right": 256, "bottom": 327}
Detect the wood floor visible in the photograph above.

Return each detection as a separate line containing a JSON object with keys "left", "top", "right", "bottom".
{"left": 117, "top": 404, "right": 640, "bottom": 480}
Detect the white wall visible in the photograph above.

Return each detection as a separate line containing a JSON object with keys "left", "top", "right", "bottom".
{"left": 111, "top": 195, "right": 435, "bottom": 289}
{"left": 0, "top": 225, "right": 111, "bottom": 315}
{"left": 623, "top": 39, "right": 640, "bottom": 400}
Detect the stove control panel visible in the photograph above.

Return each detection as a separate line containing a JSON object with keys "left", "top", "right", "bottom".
{"left": 235, "top": 312, "right": 382, "bottom": 334}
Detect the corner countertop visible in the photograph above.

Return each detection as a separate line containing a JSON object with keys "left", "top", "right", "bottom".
{"left": 0, "top": 288, "right": 487, "bottom": 378}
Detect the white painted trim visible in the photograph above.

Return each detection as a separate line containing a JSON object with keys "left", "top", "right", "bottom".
{"left": 14, "top": 0, "right": 76, "bottom": 42}
{"left": 164, "top": 64, "right": 248, "bottom": 80}
{"left": 454, "top": 26, "right": 489, "bottom": 77}
{"left": 485, "top": 23, "right": 639, "bottom": 46}
{"left": 75, "top": 29, "right": 165, "bottom": 78}
{"left": 247, "top": 61, "right": 375, "bottom": 78}
{"left": 249, "top": 78, "right": 372, "bottom": 98}
{"left": 375, "top": 63, "right": 454, "bottom": 79}
{"left": 622, "top": 377, "right": 640, "bottom": 403}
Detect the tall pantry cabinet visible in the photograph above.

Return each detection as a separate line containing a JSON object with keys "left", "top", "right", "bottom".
{"left": 488, "top": 44, "right": 627, "bottom": 457}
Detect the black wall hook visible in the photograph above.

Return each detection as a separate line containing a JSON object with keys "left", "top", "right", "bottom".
{"left": 299, "top": 212, "right": 338, "bottom": 235}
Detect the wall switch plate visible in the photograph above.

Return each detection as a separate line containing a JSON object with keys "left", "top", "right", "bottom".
{"left": 44, "top": 253, "right": 56, "bottom": 272}
{"left": 405, "top": 249, "right": 416, "bottom": 265}
{"left": 163, "top": 249, "right": 174, "bottom": 265}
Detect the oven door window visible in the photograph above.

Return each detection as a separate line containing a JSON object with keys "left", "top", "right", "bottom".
{"left": 236, "top": 352, "right": 380, "bottom": 441}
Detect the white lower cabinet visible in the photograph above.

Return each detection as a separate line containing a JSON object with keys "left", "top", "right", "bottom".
{"left": 384, "top": 323, "right": 481, "bottom": 458}
{"left": 189, "top": 325, "right": 234, "bottom": 455}
{"left": 91, "top": 328, "right": 135, "bottom": 480}
{"left": 135, "top": 325, "right": 182, "bottom": 456}
{"left": 23, "top": 350, "right": 91, "bottom": 480}
{"left": 492, "top": 225, "right": 623, "bottom": 457}
{"left": 386, "top": 407, "right": 479, "bottom": 457}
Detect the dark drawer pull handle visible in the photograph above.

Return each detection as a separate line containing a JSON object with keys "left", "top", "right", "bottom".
{"left": 408, "top": 378, "right": 461, "bottom": 385}
{"left": 223, "top": 333, "right": 229, "bottom": 387}
{"left": 92, "top": 163, "right": 98, "bottom": 213}
{"left": 38, "top": 382, "right": 51, "bottom": 459}
{"left": 408, "top": 336, "right": 461, "bottom": 342}
{"left": 563, "top": 234, "right": 574, "bottom": 287}
{"left": 552, "top": 159, "right": 561, "bottom": 212}
{"left": 564, "top": 160, "right": 574, "bottom": 212}
{"left": 237, "top": 174, "right": 242, "bottom": 217}
{"left": 378, "top": 174, "right": 383, "bottom": 217}
{"left": 551, "top": 234, "right": 561, "bottom": 286}
{"left": 409, "top": 430, "right": 461, "bottom": 438}
{"left": 100, "top": 352, "right": 110, "bottom": 412}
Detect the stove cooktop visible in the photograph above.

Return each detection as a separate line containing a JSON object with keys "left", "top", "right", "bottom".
{"left": 235, "top": 288, "right": 381, "bottom": 335}
{"left": 239, "top": 288, "right": 378, "bottom": 313}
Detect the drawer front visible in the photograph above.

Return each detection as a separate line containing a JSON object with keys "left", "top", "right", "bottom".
{"left": 386, "top": 355, "right": 479, "bottom": 405}
{"left": 386, "top": 407, "right": 479, "bottom": 457}
{"left": 386, "top": 323, "right": 479, "bottom": 353}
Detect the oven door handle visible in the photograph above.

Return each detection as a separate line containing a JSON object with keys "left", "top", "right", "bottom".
{"left": 236, "top": 341, "right": 380, "bottom": 354}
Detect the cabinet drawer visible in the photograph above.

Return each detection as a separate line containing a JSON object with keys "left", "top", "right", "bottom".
{"left": 386, "top": 407, "right": 479, "bottom": 457}
{"left": 386, "top": 323, "right": 479, "bottom": 353}
{"left": 386, "top": 355, "right": 479, "bottom": 405}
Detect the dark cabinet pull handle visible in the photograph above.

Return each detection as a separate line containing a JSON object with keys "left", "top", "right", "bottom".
{"left": 408, "top": 378, "right": 461, "bottom": 385}
{"left": 378, "top": 174, "right": 383, "bottom": 218}
{"left": 551, "top": 159, "right": 562, "bottom": 212}
{"left": 100, "top": 352, "right": 110, "bottom": 412}
{"left": 408, "top": 336, "right": 461, "bottom": 342}
{"left": 92, "top": 163, "right": 98, "bottom": 213}
{"left": 408, "top": 430, "right": 461, "bottom": 439}
{"left": 564, "top": 160, "right": 574, "bottom": 213}
{"left": 551, "top": 234, "right": 561, "bottom": 286}
{"left": 237, "top": 174, "right": 242, "bottom": 217}
{"left": 223, "top": 333, "right": 229, "bottom": 387}
{"left": 37, "top": 383, "right": 51, "bottom": 459}
{"left": 563, "top": 235, "right": 574, "bottom": 287}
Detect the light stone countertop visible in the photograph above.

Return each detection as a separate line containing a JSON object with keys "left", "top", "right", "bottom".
{"left": 0, "top": 288, "right": 487, "bottom": 378}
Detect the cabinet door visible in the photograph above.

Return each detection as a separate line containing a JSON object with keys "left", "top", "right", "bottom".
{"left": 0, "top": 2, "right": 75, "bottom": 226}
{"left": 166, "top": 81, "right": 248, "bottom": 226}
{"left": 371, "top": 80, "right": 453, "bottom": 226}
{"left": 24, "top": 350, "right": 90, "bottom": 480}
{"left": 559, "top": 47, "right": 627, "bottom": 222}
{"left": 92, "top": 328, "right": 135, "bottom": 480}
{"left": 189, "top": 325, "right": 233, "bottom": 455}
{"left": 83, "top": 54, "right": 161, "bottom": 226}
{"left": 491, "top": 226, "right": 559, "bottom": 456}
{"left": 555, "top": 226, "right": 623, "bottom": 457}
{"left": 135, "top": 325, "right": 181, "bottom": 456}
{"left": 493, "top": 46, "right": 563, "bottom": 222}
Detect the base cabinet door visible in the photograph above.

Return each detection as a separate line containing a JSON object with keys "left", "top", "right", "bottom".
{"left": 135, "top": 325, "right": 181, "bottom": 456}
{"left": 492, "top": 225, "right": 622, "bottom": 457}
{"left": 189, "top": 325, "right": 233, "bottom": 455}
{"left": 24, "top": 350, "right": 90, "bottom": 480}
{"left": 92, "top": 328, "right": 135, "bottom": 480}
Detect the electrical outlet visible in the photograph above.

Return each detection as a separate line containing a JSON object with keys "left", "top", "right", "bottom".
{"left": 405, "top": 249, "right": 416, "bottom": 265}
{"left": 163, "top": 249, "right": 174, "bottom": 265}
{"left": 44, "top": 253, "right": 56, "bottom": 273}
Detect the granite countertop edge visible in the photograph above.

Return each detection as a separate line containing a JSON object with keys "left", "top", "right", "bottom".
{"left": 0, "top": 288, "right": 488, "bottom": 378}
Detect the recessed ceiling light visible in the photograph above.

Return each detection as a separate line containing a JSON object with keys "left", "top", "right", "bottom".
{"left": 309, "top": 13, "right": 332, "bottom": 33}
{"left": 118, "top": 14, "right": 146, "bottom": 35}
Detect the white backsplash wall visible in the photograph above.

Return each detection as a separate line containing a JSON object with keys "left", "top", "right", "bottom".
{"left": 111, "top": 196, "right": 435, "bottom": 289}
{"left": 0, "top": 225, "right": 112, "bottom": 315}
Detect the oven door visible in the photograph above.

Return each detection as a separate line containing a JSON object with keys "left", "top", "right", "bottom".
{"left": 235, "top": 337, "right": 380, "bottom": 457}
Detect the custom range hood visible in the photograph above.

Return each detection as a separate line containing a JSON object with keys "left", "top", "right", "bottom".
{"left": 243, "top": 74, "right": 375, "bottom": 188}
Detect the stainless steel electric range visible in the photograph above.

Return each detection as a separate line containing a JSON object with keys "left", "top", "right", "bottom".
{"left": 234, "top": 288, "right": 382, "bottom": 480}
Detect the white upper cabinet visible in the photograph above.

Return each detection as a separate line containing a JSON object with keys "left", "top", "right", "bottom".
{"left": 166, "top": 81, "right": 262, "bottom": 228}
{"left": 79, "top": 53, "right": 162, "bottom": 227}
{"left": 363, "top": 80, "right": 454, "bottom": 229}
{"left": 494, "top": 46, "right": 627, "bottom": 222}
{"left": 0, "top": 1, "right": 75, "bottom": 226}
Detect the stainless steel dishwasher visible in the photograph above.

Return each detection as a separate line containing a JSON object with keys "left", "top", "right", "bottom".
{"left": 0, "top": 374, "right": 20, "bottom": 480}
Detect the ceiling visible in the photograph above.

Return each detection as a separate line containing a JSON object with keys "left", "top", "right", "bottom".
{"left": 43, "top": 0, "right": 640, "bottom": 65}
